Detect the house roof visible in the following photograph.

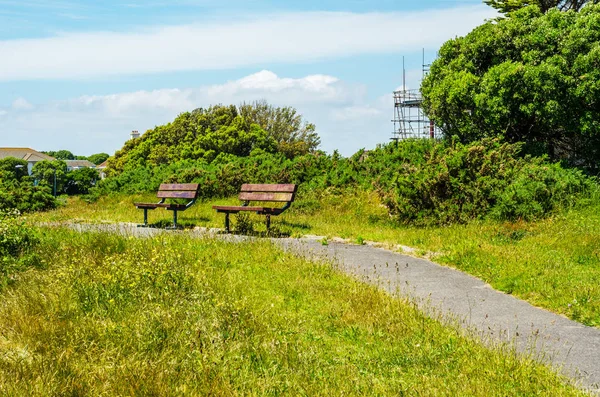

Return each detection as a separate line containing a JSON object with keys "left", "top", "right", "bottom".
{"left": 0, "top": 148, "right": 55, "bottom": 162}
{"left": 96, "top": 160, "right": 109, "bottom": 169}
{"left": 65, "top": 160, "right": 96, "bottom": 168}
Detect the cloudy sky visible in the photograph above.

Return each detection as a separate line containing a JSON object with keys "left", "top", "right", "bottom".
{"left": 0, "top": 0, "right": 496, "bottom": 156}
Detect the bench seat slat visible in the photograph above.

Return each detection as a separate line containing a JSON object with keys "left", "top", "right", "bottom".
{"left": 241, "top": 184, "right": 297, "bottom": 193}
{"left": 157, "top": 191, "right": 198, "bottom": 199}
{"left": 159, "top": 183, "right": 199, "bottom": 191}
{"left": 238, "top": 192, "right": 294, "bottom": 202}
{"left": 213, "top": 205, "right": 284, "bottom": 215}
{"left": 213, "top": 205, "right": 265, "bottom": 212}
{"left": 135, "top": 203, "right": 188, "bottom": 210}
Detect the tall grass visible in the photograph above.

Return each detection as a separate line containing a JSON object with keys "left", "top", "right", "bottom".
{"left": 30, "top": 191, "right": 600, "bottom": 327}
{"left": 0, "top": 228, "right": 583, "bottom": 395}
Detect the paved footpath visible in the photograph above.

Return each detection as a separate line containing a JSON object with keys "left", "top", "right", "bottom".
{"left": 67, "top": 224, "right": 600, "bottom": 393}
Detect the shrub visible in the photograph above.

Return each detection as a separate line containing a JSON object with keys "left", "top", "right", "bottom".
{"left": 490, "top": 162, "right": 596, "bottom": 221}
{"left": 379, "top": 139, "right": 597, "bottom": 225}
{"left": 0, "top": 210, "right": 41, "bottom": 289}
{"left": 0, "top": 158, "right": 57, "bottom": 213}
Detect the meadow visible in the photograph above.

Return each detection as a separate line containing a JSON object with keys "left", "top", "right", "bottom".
{"left": 0, "top": 226, "right": 586, "bottom": 395}
{"left": 32, "top": 190, "right": 600, "bottom": 328}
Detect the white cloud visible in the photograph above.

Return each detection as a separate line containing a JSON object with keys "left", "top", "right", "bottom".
{"left": 11, "top": 97, "right": 34, "bottom": 110}
{"left": 0, "top": 6, "right": 497, "bottom": 81}
{"left": 0, "top": 70, "right": 394, "bottom": 156}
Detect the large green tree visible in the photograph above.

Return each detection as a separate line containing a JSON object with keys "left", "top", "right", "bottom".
{"left": 238, "top": 100, "right": 320, "bottom": 159}
{"left": 422, "top": 4, "right": 600, "bottom": 173}
{"left": 485, "top": 0, "right": 597, "bottom": 13}
{"left": 107, "top": 103, "right": 319, "bottom": 175}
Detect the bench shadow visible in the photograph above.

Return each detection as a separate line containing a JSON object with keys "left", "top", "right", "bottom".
{"left": 280, "top": 220, "right": 311, "bottom": 230}
{"left": 149, "top": 216, "right": 210, "bottom": 229}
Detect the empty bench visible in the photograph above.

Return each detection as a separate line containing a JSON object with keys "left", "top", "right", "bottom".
{"left": 213, "top": 184, "right": 297, "bottom": 233}
{"left": 134, "top": 183, "right": 200, "bottom": 228}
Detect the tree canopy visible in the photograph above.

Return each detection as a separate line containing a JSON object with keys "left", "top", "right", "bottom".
{"left": 421, "top": 4, "right": 600, "bottom": 173}
{"left": 485, "top": 0, "right": 598, "bottom": 13}
{"left": 87, "top": 153, "right": 109, "bottom": 165}
{"left": 43, "top": 150, "right": 75, "bottom": 160}
{"left": 0, "top": 158, "right": 56, "bottom": 212}
{"left": 107, "top": 103, "right": 319, "bottom": 176}
{"left": 239, "top": 100, "right": 320, "bottom": 159}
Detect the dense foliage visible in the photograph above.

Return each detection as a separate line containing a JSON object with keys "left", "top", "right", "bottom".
{"left": 0, "top": 157, "right": 100, "bottom": 213}
{"left": 0, "top": 158, "right": 56, "bottom": 212}
{"left": 97, "top": 134, "right": 596, "bottom": 226}
{"left": 87, "top": 153, "right": 109, "bottom": 165}
{"left": 422, "top": 4, "right": 600, "bottom": 173}
{"left": 0, "top": 210, "right": 41, "bottom": 290}
{"left": 374, "top": 139, "right": 595, "bottom": 225}
{"left": 42, "top": 150, "right": 110, "bottom": 165}
{"left": 106, "top": 103, "right": 319, "bottom": 176}
{"left": 31, "top": 160, "right": 99, "bottom": 196}
{"left": 485, "top": 0, "right": 597, "bottom": 13}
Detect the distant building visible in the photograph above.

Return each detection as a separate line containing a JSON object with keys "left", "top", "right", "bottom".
{"left": 130, "top": 130, "right": 140, "bottom": 139}
{"left": 65, "top": 160, "right": 97, "bottom": 171}
{"left": 96, "top": 160, "right": 108, "bottom": 179}
{"left": 0, "top": 147, "right": 55, "bottom": 175}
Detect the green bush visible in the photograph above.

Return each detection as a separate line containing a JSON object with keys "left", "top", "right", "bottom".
{"left": 0, "top": 210, "right": 41, "bottom": 289}
{"left": 378, "top": 139, "right": 596, "bottom": 225}
{"left": 0, "top": 158, "right": 57, "bottom": 213}
{"left": 94, "top": 137, "right": 598, "bottom": 226}
{"left": 491, "top": 162, "right": 596, "bottom": 221}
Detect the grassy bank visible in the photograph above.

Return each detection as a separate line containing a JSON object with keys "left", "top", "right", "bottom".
{"left": 31, "top": 191, "right": 600, "bottom": 327}
{"left": 0, "top": 228, "right": 583, "bottom": 395}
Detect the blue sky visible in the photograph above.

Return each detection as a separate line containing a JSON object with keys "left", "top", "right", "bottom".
{"left": 0, "top": 0, "right": 496, "bottom": 156}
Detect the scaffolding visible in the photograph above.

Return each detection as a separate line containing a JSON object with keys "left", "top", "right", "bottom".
{"left": 392, "top": 52, "right": 441, "bottom": 141}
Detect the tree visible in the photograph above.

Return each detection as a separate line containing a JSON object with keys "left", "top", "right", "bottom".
{"left": 87, "top": 153, "right": 109, "bottom": 165}
{"left": 106, "top": 102, "right": 318, "bottom": 176}
{"left": 31, "top": 160, "right": 68, "bottom": 194}
{"left": 43, "top": 150, "right": 75, "bottom": 160}
{"left": 0, "top": 157, "right": 28, "bottom": 180}
{"left": 65, "top": 167, "right": 99, "bottom": 195}
{"left": 238, "top": 100, "right": 321, "bottom": 158}
{"left": 485, "top": 0, "right": 598, "bottom": 13}
{"left": 0, "top": 158, "right": 56, "bottom": 212}
{"left": 421, "top": 4, "right": 600, "bottom": 173}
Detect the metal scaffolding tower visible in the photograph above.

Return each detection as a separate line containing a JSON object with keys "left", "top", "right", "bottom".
{"left": 392, "top": 52, "right": 440, "bottom": 141}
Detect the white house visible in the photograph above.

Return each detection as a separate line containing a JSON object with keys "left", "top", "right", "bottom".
{"left": 65, "top": 159, "right": 97, "bottom": 171}
{"left": 0, "top": 147, "right": 55, "bottom": 175}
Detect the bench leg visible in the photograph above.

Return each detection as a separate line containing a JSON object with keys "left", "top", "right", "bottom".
{"left": 266, "top": 214, "right": 271, "bottom": 231}
{"left": 138, "top": 208, "right": 148, "bottom": 227}
{"left": 172, "top": 210, "right": 178, "bottom": 229}
{"left": 225, "top": 212, "right": 230, "bottom": 233}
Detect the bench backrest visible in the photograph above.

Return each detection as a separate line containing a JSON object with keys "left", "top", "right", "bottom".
{"left": 238, "top": 184, "right": 297, "bottom": 203}
{"left": 157, "top": 183, "right": 200, "bottom": 200}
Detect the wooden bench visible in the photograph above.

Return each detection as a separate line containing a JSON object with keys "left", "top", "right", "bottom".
{"left": 134, "top": 183, "right": 200, "bottom": 228}
{"left": 213, "top": 184, "right": 297, "bottom": 233}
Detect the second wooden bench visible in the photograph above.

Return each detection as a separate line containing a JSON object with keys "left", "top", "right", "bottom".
{"left": 213, "top": 184, "right": 297, "bottom": 233}
{"left": 134, "top": 183, "right": 200, "bottom": 228}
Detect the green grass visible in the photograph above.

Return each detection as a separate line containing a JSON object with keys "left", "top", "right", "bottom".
{"left": 30, "top": 191, "right": 600, "bottom": 327}
{"left": 0, "top": 228, "right": 584, "bottom": 395}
